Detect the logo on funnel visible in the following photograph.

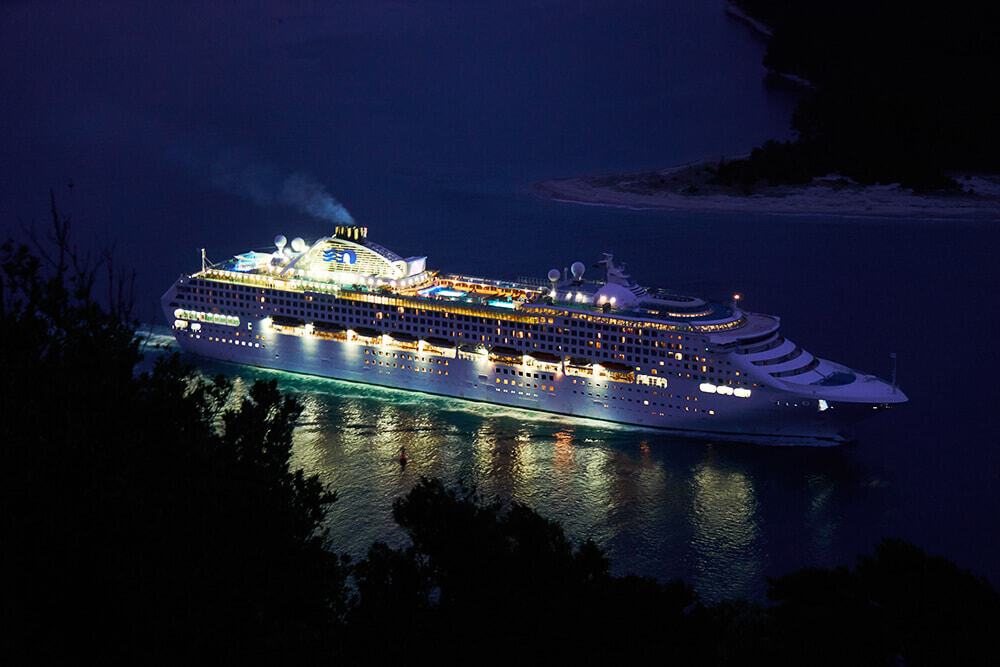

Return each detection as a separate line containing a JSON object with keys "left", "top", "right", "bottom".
{"left": 322, "top": 249, "right": 356, "bottom": 265}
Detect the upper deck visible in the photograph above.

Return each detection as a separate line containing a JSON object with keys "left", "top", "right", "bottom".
{"left": 199, "top": 225, "right": 749, "bottom": 334}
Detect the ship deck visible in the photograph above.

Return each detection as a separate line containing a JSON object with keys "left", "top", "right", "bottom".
{"left": 204, "top": 262, "right": 744, "bottom": 329}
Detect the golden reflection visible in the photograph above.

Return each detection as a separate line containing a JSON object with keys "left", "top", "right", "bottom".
{"left": 591, "top": 438, "right": 670, "bottom": 546}
{"left": 580, "top": 447, "right": 614, "bottom": 500}
{"left": 553, "top": 430, "right": 574, "bottom": 469}
{"left": 289, "top": 393, "right": 331, "bottom": 474}
{"left": 511, "top": 426, "right": 539, "bottom": 491}
{"left": 471, "top": 421, "right": 502, "bottom": 480}
{"left": 690, "top": 456, "right": 761, "bottom": 598}
{"left": 162, "top": 344, "right": 869, "bottom": 605}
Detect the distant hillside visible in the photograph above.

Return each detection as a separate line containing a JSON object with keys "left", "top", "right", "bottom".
{"left": 720, "top": 1, "right": 1000, "bottom": 189}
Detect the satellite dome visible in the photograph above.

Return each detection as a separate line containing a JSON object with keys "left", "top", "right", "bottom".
{"left": 570, "top": 261, "right": 586, "bottom": 280}
{"left": 547, "top": 268, "right": 561, "bottom": 282}
{"left": 594, "top": 282, "right": 637, "bottom": 309}
{"left": 291, "top": 237, "right": 306, "bottom": 253}
{"left": 274, "top": 235, "right": 287, "bottom": 250}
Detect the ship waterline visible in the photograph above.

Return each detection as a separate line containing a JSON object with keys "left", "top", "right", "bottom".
{"left": 162, "top": 225, "right": 906, "bottom": 445}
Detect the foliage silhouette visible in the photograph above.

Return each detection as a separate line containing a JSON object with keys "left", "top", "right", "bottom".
{"left": 3, "top": 200, "right": 998, "bottom": 664}
{"left": 346, "top": 479, "right": 999, "bottom": 664}
{"left": 766, "top": 539, "right": 1000, "bottom": 666}
{"left": 719, "top": 1, "right": 1000, "bottom": 189}
{"left": 2, "top": 201, "right": 346, "bottom": 662}
{"left": 345, "top": 477, "right": 698, "bottom": 662}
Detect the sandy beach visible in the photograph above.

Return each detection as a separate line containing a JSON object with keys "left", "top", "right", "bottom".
{"left": 534, "top": 161, "right": 1000, "bottom": 221}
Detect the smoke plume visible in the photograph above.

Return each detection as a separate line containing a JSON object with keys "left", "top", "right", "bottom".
{"left": 279, "top": 173, "right": 355, "bottom": 224}
{"left": 204, "top": 148, "right": 354, "bottom": 224}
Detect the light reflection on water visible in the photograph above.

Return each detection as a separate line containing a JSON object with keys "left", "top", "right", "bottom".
{"left": 141, "top": 336, "right": 883, "bottom": 601}
{"left": 690, "top": 457, "right": 761, "bottom": 599}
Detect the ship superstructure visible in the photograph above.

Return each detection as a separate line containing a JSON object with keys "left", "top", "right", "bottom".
{"left": 162, "top": 225, "right": 906, "bottom": 444}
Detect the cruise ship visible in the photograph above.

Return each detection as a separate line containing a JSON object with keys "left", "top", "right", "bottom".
{"left": 162, "top": 225, "right": 906, "bottom": 444}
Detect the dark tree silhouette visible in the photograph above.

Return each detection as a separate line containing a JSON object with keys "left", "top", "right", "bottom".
{"left": 346, "top": 477, "right": 700, "bottom": 662}
{"left": 766, "top": 539, "right": 1000, "bottom": 666}
{"left": 719, "top": 1, "right": 1000, "bottom": 189}
{"left": 4, "top": 198, "right": 998, "bottom": 664}
{"left": 345, "top": 480, "right": 1000, "bottom": 664}
{"left": 1, "top": 201, "right": 346, "bottom": 662}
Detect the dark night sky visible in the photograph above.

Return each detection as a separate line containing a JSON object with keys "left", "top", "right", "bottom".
{"left": 0, "top": 1, "right": 794, "bottom": 319}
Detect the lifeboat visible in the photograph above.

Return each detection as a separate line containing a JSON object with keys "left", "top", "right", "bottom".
{"left": 352, "top": 326, "right": 382, "bottom": 339}
{"left": 528, "top": 351, "right": 562, "bottom": 364}
{"left": 311, "top": 320, "right": 345, "bottom": 334}
{"left": 271, "top": 315, "right": 304, "bottom": 328}
{"left": 599, "top": 360, "right": 635, "bottom": 382}
{"left": 601, "top": 361, "right": 632, "bottom": 372}
{"left": 489, "top": 345, "right": 521, "bottom": 363}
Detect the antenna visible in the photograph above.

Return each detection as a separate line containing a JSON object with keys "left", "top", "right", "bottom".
{"left": 200, "top": 248, "right": 206, "bottom": 272}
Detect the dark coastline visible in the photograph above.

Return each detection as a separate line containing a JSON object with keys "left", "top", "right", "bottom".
{"left": 533, "top": 161, "right": 1000, "bottom": 221}
{"left": 538, "top": 1, "right": 1000, "bottom": 211}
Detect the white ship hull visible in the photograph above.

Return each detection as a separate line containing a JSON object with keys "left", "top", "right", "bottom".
{"left": 167, "top": 311, "right": 890, "bottom": 446}
{"left": 161, "top": 225, "right": 905, "bottom": 446}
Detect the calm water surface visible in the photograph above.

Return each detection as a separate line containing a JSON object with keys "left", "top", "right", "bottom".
{"left": 146, "top": 200, "right": 1000, "bottom": 601}
{"left": 5, "top": 1, "right": 999, "bottom": 600}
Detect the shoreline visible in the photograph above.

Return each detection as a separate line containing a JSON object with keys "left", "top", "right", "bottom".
{"left": 724, "top": 2, "right": 773, "bottom": 39}
{"left": 533, "top": 160, "right": 1000, "bottom": 222}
